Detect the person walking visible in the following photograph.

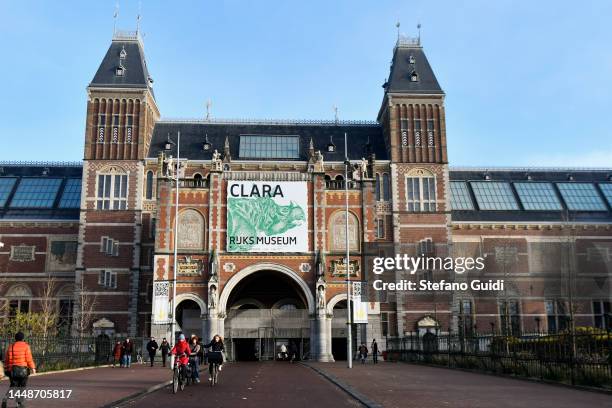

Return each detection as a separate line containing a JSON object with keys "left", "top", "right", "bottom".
{"left": 112, "top": 341, "right": 122, "bottom": 367}
{"left": 160, "top": 338, "right": 170, "bottom": 367}
{"left": 279, "top": 343, "right": 288, "bottom": 361}
{"left": 146, "top": 337, "right": 159, "bottom": 367}
{"left": 122, "top": 338, "right": 133, "bottom": 368}
{"left": 189, "top": 336, "right": 201, "bottom": 383}
{"left": 289, "top": 342, "right": 298, "bottom": 363}
{"left": 371, "top": 339, "right": 379, "bottom": 364}
{"left": 358, "top": 343, "right": 368, "bottom": 364}
{"left": 2, "top": 332, "right": 36, "bottom": 408}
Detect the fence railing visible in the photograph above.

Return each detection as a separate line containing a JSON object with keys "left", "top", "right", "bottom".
{"left": 0, "top": 336, "right": 150, "bottom": 373}
{"left": 386, "top": 331, "right": 612, "bottom": 389}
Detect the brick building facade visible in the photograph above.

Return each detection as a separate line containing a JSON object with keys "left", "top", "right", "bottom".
{"left": 0, "top": 31, "right": 610, "bottom": 361}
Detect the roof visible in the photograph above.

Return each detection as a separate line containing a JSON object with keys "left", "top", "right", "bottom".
{"left": 148, "top": 120, "right": 387, "bottom": 161}
{"left": 384, "top": 38, "right": 444, "bottom": 95}
{"left": 449, "top": 168, "right": 612, "bottom": 223}
{"left": 0, "top": 163, "right": 82, "bottom": 220}
{"left": 89, "top": 31, "right": 154, "bottom": 97}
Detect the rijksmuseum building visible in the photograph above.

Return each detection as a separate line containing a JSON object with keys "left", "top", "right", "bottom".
{"left": 0, "top": 30, "right": 610, "bottom": 361}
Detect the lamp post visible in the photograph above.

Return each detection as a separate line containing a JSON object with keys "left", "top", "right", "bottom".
{"left": 170, "top": 131, "right": 181, "bottom": 359}
{"left": 344, "top": 132, "right": 352, "bottom": 369}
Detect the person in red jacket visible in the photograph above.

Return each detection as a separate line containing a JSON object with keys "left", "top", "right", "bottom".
{"left": 3, "top": 332, "right": 36, "bottom": 408}
{"left": 170, "top": 334, "right": 191, "bottom": 367}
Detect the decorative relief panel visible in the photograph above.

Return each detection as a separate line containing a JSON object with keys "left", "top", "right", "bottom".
{"left": 178, "top": 209, "right": 205, "bottom": 250}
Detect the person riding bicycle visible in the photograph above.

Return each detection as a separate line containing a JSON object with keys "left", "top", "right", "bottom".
{"left": 202, "top": 334, "right": 224, "bottom": 381}
{"left": 170, "top": 334, "right": 192, "bottom": 370}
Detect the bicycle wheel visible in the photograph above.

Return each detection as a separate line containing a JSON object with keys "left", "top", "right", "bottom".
{"left": 172, "top": 367, "right": 179, "bottom": 394}
{"left": 179, "top": 366, "right": 186, "bottom": 391}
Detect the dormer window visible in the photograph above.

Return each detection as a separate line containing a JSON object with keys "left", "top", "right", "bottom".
{"left": 409, "top": 55, "right": 415, "bottom": 64}
{"left": 119, "top": 46, "right": 127, "bottom": 59}
{"left": 116, "top": 64, "right": 125, "bottom": 77}
{"left": 410, "top": 71, "right": 419, "bottom": 82}
{"left": 326, "top": 135, "right": 336, "bottom": 153}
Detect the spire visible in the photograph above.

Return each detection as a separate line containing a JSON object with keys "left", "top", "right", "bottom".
{"left": 223, "top": 136, "right": 232, "bottom": 162}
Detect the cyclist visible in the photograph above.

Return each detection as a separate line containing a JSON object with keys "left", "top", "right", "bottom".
{"left": 170, "top": 334, "right": 191, "bottom": 374}
{"left": 202, "top": 334, "right": 224, "bottom": 381}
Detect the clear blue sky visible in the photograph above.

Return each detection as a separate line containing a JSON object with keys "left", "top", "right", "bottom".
{"left": 1, "top": 0, "right": 611, "bottom": 166}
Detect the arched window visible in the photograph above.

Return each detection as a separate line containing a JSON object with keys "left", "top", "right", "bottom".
{"left": 177, "top": 209, "right": 205, "bottom": 250}
{"left": 145, "top": 171, "right": 154, "bottom": 200}
{"left": 193, "top": 173, "right": 203, "bottom": 187}
{"left": 5, "top": 284, "right": 32, "bottom": 316}
{"left": 406, "top": 169, "right": 436, "bottom": 212}
{"left": 375, "top": 174, "right": 381, "bottom": 201}
{"left": 382, "top": 173, "right": 390, "bottom": 201}
{"left": 334, "top": 174, "right": 344, "bottom": 181}
{"left": 96, "top": 166, "right": 128, "bottom": 210}
{"left": 328, "top": 211, "right": 360, "bottom": 251}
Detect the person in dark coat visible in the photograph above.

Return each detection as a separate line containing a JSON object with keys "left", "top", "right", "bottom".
{"left": 358, "top": 343, "right": 368, "bottom": 364}
{"left": 146, "top": 337, "right": 159, "bottom": 367}
{"left": 112, "top": 341, "right": 122, "bottom": 367}
{"left": 289, "top": 342, "right": 298, "bottom": 363}
{"left": 202, "top": 334, "right": 225, "bottom": 381}
{"left": 371, "top": 339, "right": 379, "bottom": 364}
{"left": 121, "top": 338, "right": 134, "bottom": 368}
{"left": 160, "top": 338, "right": 170, "bottom": 367}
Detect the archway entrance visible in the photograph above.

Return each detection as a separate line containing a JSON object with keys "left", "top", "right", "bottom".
{"left": 331, "top": 300, "right": 348, "bottom": 360}
{"left": 176, "top": 299, "right": 202, "bottom": 338}
{"left": 221, "top": 267, "right": 313, "bottom": 362}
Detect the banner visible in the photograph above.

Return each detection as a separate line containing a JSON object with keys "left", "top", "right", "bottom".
{"left": 152, "top": 281, "right": 171, "bottom": 324}
{"left": 226, "top": 181, "right": 308, "bottom": 252}
{"left": 352, "top": 282, "right": 368, "bottom": 324}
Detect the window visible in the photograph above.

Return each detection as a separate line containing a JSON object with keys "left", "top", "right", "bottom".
{"left": 449, "top": 182, "right": 474, "bottom": 210}
{"left": 112, "top": 114, "right": 120, "bottom": 143}
{"left": 381, "top": 312, "right": 389, "bottom": 337}
{"left": 10, "top": 178, "right": 62, "bottom": 208}
{"left": 8, "top": 299, "right": 30, "bottom": 316}
{"left": 145, "top": 171, "right": 154, "bottom": 200}
{"left": 471, "top": 182, "right": 519, "bottom": 210}
{"left": 239, "top": 135, "right": 299, "bottom": 159}
{"left": 382, "top": 173, "right": 390, "bottom": 201}
{"left": 499, "top": 300, "right": 521, "bottom": 336}
{"left": 593, "top": 300, "right": 611, "bottom": 330}
{"left": 116, "top": 66, "right": 125, "bottom": 76}
{"left": 0, "top": 178, "right": 17, "bottom": 206}
{"left": 458, "top": 299, "right": 474, "bottom": 336}
{"left": 375, "top": 218, "right": 385, "bottom": 239}
{"left": 410, "top": 71, "right": 419, "bottom": 82}
{"left": 400, "top": 116, "right": 409, "bottom": 146}
{"left": 427, "top": 119, "right": 434, "bottom": 146}
{"left": 126, "top": 115, "right": 133, "bottom": 144}
{"left": 98, "top": 113, "right": 106, "bottom": 143}
{"left": 101, "top": 236, "right": 119, "bottom": 256}
{"left": 418, "top": 238, "right": 434, "bottom": 255}
{"left": 58, "top": 299, "right": 74, "bottom": 332}
{"left": 514, "top": 182, "right": 562, "bottom": 210}
{"left": 414, "top": 119, "right": 421, "bottom": 146}
{"left": 58, "top": 178, "right": 82, "bottom": 208}
{"left": 557, "top": 183, "right": 606, "bottom": 211}
{"left": 599, "top": 183, "right": 612, "bottom": 207}
{"left": 375, "top": 174, "right": 381, "bottom": 200}
{"left": 96, "top": 170, "right": 128, "bottom": 210}
{"left": 99, "top": 270, "right": 118, "bottom": 289}
{"left": 406, "top": 174, "right": 436, "bottom": 212}
{"left": 545, "top": 300, "right": 568, "bottom": 333}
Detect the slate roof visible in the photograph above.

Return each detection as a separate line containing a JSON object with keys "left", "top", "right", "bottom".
{"left": 0, "top": 163, "right": 82, "bottom": 220}
{"left": 148, "top": 120, "right": 387, "bottom": 161}
{"left": 89, "top": 33, "right": 154, "bottom": 97}
{"left": 449, "top": 168, "right": 612, "bottom": 223}
{"left": 384, "top": 41, "right": 444, "bottom": 95}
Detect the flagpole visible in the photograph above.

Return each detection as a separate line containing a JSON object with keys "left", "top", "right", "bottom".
{"left": 345, "top": 132, "right": 352, "bottom": 369}
{"left": 170, "top": 131, "right": 180, "bottom": 356}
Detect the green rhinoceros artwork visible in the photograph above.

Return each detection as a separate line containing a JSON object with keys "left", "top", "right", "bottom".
{"left": 227, "top": 196, "right": 306, "bottom": 252}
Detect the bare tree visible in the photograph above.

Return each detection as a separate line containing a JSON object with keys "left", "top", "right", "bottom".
{"left": 39, "top": 274, "right": 60, "bottom": 338}
{"left": 74, "top": 279, "right": 98, "bottom": 337}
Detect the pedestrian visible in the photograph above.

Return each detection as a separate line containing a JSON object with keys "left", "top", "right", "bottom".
{"left": 358, "top": 343, "right": 368, "bottom": 364}
{"left": 160, "top": 338, "right": 170, "bottom": 367}
{"left": 112, "top": 341, "right": 122, "bottom": 367}
{"left": 371, "top": 339, "right": 379, "bottom": 364}
{"left": 146, "top": 337, "right": 159, "bottom": 367}
{"left": 279, "top": 343, "right": 288, "bottom": 361}
{"left": 289, "top": 342, "right": 298, "bottom": 363}
{"left": 2, "top": 332, "right": 36, "bottom": 408}
{"left": 202, "top": 334, "right": 225, "bottom": 381}
{"left": 122, "top": 338, "right": 133, "bottom": 368}
{"left": 189, "top": 336, "right": 201, "bottom": 383}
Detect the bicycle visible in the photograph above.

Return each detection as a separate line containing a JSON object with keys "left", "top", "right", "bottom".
{"left": 207, "top": 351, "right": 223, "bottom": 387}
{"left": 172, "top": 354, "right": 190, "bottom": 394}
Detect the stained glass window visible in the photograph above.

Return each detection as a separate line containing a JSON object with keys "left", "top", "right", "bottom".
{"left": 239, "top": 135, "right": 299, "bottom": 159}
{"left": 10, "top": 178, "right": 62, "bottom": 208}
{"left": 471, "top": 182, "right": 519, "bottom": 210}
{"left": 0, "top": 178, "right": 17, "bottom": 206}
{"left": 514, "top": 182, "right": 562, "bottom": 210}
{"left": 557, "top": 183, "right": 606, "bottom": 211}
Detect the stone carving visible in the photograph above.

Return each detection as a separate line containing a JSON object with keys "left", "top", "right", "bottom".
{"left": 10, "top": 245, "right": 35, "bottom": 262}
{"left": 178, "top": 209, "right": 204, "bottom": 250}
{"left": 211, "top": 150, "right": 222, "bottom": 171}
{"left": 209, "top": 249, "right": 219, "bottom": 277}
{"left": 317, "top": 284, "right": 326, "bottom": 310}
{"left": 329, "top": 212, "right": 359, "bottom": 251}
{"left": 359, "top": 158, "right": 368, "bottom": 179}
{"left": 208, "top": 285, "right": 217, "bottom": 309}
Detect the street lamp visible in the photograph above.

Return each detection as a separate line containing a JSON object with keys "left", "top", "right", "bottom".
{"left": 169, "top": 131, "right": 182, "bottom": 368}
{"left": 344, "top": 132, "right": 352, "bottom": 369}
